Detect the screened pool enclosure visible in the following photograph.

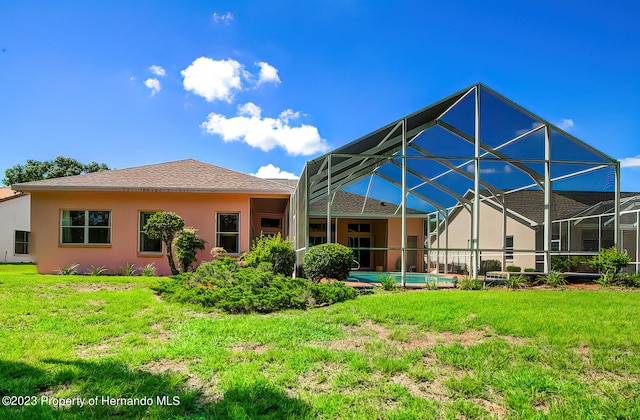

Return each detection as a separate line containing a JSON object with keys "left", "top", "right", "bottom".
{"left": 290, "top": 83, "right": 626, "bottom": 285}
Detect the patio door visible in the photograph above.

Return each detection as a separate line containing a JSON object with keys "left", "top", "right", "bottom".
{"left": 348, "top": 236, "right": 372, "bottom": 269}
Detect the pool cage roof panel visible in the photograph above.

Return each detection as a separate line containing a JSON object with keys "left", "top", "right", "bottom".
{"left": 304, "top": 83, "right": 618, "bottom": 214}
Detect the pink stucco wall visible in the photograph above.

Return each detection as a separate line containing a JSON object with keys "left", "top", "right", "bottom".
{"left": 30, "top": 190, "right": 288, "bottom": 275}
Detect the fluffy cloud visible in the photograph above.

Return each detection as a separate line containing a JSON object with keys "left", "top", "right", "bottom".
{"left": 256, "top": 62, "right": 281, "bottom": 86}
{"left": 149, "top": 65, "right": 166, "bottom": 77}
{"left": 253, "top": 164, "right": 298, "bottom": 179}
{"left": 181, "top": 57, "right": 243, "bottom": 102}
{"left": 144, "top": 78, "right": 161, "bottom": 96}
{"left": 620, "top": 155, "right": 640, "bottom": 168}
{"left": 558, "top": 118, "right": 574, "bottom": 130}
{"left": 212, "top": 12, "right": 234, "bottom": 24}
{"left": 201, "top": 102, "right": 329, "bottom": 156}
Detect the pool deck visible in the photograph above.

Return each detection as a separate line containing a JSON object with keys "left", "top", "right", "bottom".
{"left": 343, "top": 273, "right": 460, "bottom": 290}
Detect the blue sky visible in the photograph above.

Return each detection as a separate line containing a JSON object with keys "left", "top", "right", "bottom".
{"left": 1, "top": 1, "right": 639, "bottom": 189}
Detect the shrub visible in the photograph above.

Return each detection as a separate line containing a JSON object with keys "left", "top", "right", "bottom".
{"left": 142, "top": 263, "right": 157, "bottom": 277}
{"left": 152, "top": 262, "right": 356, "bottom": 314}
{"left": 505, "top": 274, "right": 528, "bottom": 289}
{"left": 617, "top": 272, "right": 640, "bottom": 288}
{"left": 87, "top": 265, "right": 107, "bottom": 276}
{"left": 539, "top": 271, "right": 567, "bottom": 288}
{"left": 378, "top": 275, "right": 396, "bottom": 291}
{"left": 210, "top": 247, "right": 227, "bottom": 260}
{"left": 257, "top": 262, "right": 274, "bottom": 272}
{"left": 174, "top": 228, "right": 206, "bottom": 272}
{"left": 303, "top": 243, "right": 354, "bottom": 283}
{"left": 506, "top": 265, "right": 521, "bottom": 273}
{"left": 524, "top": 268, "right": 536, "bottom": 272}
{"left": 243, "top": 233, "right": 295, "bottom": 277}
{"left": 57, "top": 263, "right": 79, "bottom": 275}
{"left": 144, "top": 211, "right": 185, "bottom": 275}
{"left": 479, "top": 260, "right": 501, "bottom": 276}
{"left": 458, "top": 276, "right": 482, "bottom": 290}
{"left": 590, "top": 247, "right": 630, "bottom": 286}
{"left": 551, "top": 256, "right": 571, "bottom": 272}
{"left": 121, "top": 263, "right": 137, "bottom": 276}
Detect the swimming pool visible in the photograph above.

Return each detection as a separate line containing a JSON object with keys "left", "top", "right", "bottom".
{"left": 347, "top": 271, "right": 451, "bottom": 285}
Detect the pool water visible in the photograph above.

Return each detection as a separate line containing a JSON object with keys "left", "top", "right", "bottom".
{"left": 347, "top": 271, "right": 451, "bottom": 285}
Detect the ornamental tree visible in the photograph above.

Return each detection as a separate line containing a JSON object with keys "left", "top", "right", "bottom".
{"left": 144, "top": 211, "right": 184, "bottom": 275}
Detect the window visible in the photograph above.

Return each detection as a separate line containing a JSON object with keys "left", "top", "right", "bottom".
{"left": 348, "top": 223, "right": 371, "bottom": 233}
{"left": 139, "top": 211, "right": 162, "bottom": 253}
{"left": 61, "top": 210, "right": 111, "bottom": 244}
{"left": 14, "top": 230, "right": 29, "bottom": 255}
{"left": 261, "top": 217, "right": 281, "bottom": 229}
{"left": 308, "top": 222, "right": 336, "bottom": 246}
{"left": 217, "top": 213, "right": 239, "bottom": 253}
{"left": 505, "top": 236, "right": 514, "bottom": 261}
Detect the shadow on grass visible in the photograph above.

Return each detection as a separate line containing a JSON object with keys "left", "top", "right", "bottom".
{"left": 0, "top": 358, "right": 311, "bottom": 419}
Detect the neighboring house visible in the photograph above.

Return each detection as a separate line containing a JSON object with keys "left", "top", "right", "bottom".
{"left": 0, "top": 187, "right": 32, "bottom": 263}
{"left": 12, "top": 159, "right": 292, "bottom": 275}
{"left": 432, "top": 190, "right": 638, "bottom": 272}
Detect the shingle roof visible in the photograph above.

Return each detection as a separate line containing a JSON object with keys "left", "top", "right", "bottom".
{"left": 490, "top": 190, "right": 638, "bottom": 225}
{"left": 11, "top": 159, "right": 291, "bottom": 194}
{"left": 0, "top": 187, "right": 24, "bottom": 203}
{"left": 311, "top": 190, "right": 426, "bottom": 216}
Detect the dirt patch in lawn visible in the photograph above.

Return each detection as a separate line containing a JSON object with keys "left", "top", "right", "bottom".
{"left": 76, "top": 342, "right": 118, "bottom": 358}
{"left": 69, "top": 282, "right": 136, "bottom": 293}
{"left": 142, "top": 359, "right": 222, "bottom": 403}
{"left": 327, "top": 320, "right": 528, "bottom": 352}
{"left": 229, "top": 343, "right": 273, "bottom": 354}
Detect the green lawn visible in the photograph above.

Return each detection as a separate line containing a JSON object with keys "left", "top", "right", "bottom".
{"left": 1, "top": 264, "right": 639, "bottom": 419}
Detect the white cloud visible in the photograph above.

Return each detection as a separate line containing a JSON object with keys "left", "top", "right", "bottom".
{"left": 279, "top": 109, "right": 300, "bottom": 123}
{"left": 515, "top": 121, "right": 544, "bottom": 136}
{"left": 149, "top": 65, "right": 166, "bottom": 77}
{"left": 181, "top": 57, "right": 243, "bottom": 102}
{"left": 144, "top": 78, "right": 161, "bottom": 96}
{"left": 201, "top": 102, "right": 329, "bottom": 156}
{"left": 213, "top": 12, "right": 234, "bottom": 24}
{"left": 466, "top": 164, "right": 497, "bottom": 174}
{"left": 558, "top": 118, "right": 574, "bottom": 130}
{"left": 253, "top": 164, "right": 298, "bottom": 179}
{"left": 256, "top": 61, "right": 281, "bottom": 86}
{"left": 129, "top": 76, "right": 136, "bottom": 81}
{"left": 620, "top": 155, "right": 640, "bottom": 168}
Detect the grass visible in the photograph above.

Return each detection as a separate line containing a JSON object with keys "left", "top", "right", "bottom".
{"left": 1, "top": 263, "right": 639, "bottom": 418}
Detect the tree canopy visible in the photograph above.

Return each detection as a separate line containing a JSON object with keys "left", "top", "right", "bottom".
{"left": 2, "top": 156, "right": 110, "bottom": 186}
{"left": 144, "top": 211, "right": 185, "bottom": 275}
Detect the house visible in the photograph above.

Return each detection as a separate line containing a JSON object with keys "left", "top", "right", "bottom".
{"left": 0, "top": 188, "right": 32, "bottom": 263}
{"left": 12, "top": 159, "right": 292, "bottom": 275}
{"left": 431, "top": 190, "right": 639, "bottom": 272}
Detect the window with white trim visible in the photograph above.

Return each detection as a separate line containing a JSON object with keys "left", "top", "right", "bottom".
{"left": 14, "top": 230, "right": 29, "bottom": 254}
{"left": 217, "top": 213, "right": 239, "bottom": 253}
{"left": 61, "top": 210, "right": 111, "bottom": 244}
{"left": 505, "top": 236, "right": 514, "bottom": 262}
{"left": 139, "top": 211, "right": 162, "bottom": 253}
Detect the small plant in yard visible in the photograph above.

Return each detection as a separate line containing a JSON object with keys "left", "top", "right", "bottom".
{"left": 174, "top": 227, "right": 206, "bottom": 272}
{"left": 121, "top": 263, "right": 137, "bottom": 276}
{"left": 458, "top": 276, "right": 482, "bottom": 290}
{"left": 590, "top": 247, "right": 630, "bottom": 286}
{"left": 378, "top": 275, "right": 396, "bottom": 291}
{"left": 144, "top": 211, "right": 185, "bottom": 275}
{"left": 425, "top": 277, "right": 439, "bottom": 290}
{"left": 539, "top": 271, "right": 567, "bottom": 288}
{"left": 617, "top": 272, "right": 640, "bottom": 288}
{"left": 505, "top": 274, "right": 528, "bottom": 289}
{"left": 303, "top": 243, "right": 354, "bottom": 282}
{"left": 506, "top": 265, "right": 521, "bottom": 273}
{"left": 210, "top": 247, "right": 227, "bottom": 260}
{"left": 243, "top": 233, "right": 295, "bottom": 276}
{"left": 56, "top": 263, "right": 79, "bottom": 275}
{"left": 479, "top": 260, "right": 501, "bottom": 275}
{"left": 142, "top": 263, "right": 157, "bottom": 277}
{"left": 87, "top": 265, "right": 107, "bottom": 276}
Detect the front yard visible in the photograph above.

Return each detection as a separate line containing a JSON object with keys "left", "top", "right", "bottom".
{"left": 1, "top": 264, "right": 639, "bottom": 418}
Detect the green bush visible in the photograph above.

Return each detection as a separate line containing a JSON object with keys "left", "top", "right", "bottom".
{"left": 539, "top": 271, "right": 567, "bottom": 288}
{"left": 505, "top": 274, "right": 528, "bottom": 289}
{"left": 378, "top": 275, "right": 396, "bottom": 291}
{"left": 590, "top": 247, "right": 630, "bottom": 286}
{"left": 506, "top": 265, "right": 521, "bottom": 273}
{"left": 174, "top": 228, "right": 206, "bottom": 272}
{"left": 243, "top": 233, "right": 295, "bottom": 277}
{"left": 617, "top": 272, "right": 640, "bottom": 288}
{"left": 479, "top": 260, "right": 501, "bottom": 275}
{"left": 458, "top": 276, "right": 482, "bottom": 290}
{"left": 524, "top": 268, "right": 536, "bottom": 273}
{"left": 303, "top": 243, "right": 354, "bottom": 282}
{"left": 551, "top": 256, "right": 571, "bottom": 272}
{"left": 153, "top": 258, "right": 356, "bottom": 314}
